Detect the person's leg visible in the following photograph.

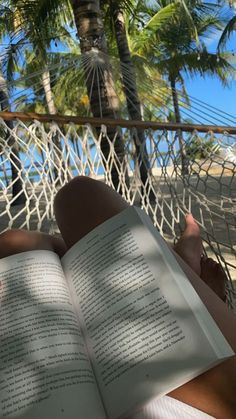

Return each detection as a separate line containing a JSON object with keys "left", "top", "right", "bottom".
{"left": 200, "top": 256, "right": 227, "bottom": 301}
{"left": 174, "top": 213, "right": 227, "bottom": 301}
{"left": 54, "top": 176, "right": 236, "bottom": 419}
{"left": 54, "top": 176, "right": 128, "bottom": 248}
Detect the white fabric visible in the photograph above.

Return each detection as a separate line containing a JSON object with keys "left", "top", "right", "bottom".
{"left": 131, "top": 395, "right": 215, "bottom": 419}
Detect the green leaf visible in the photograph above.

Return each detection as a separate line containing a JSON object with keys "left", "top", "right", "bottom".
{"left": 218, "top": 15, "right": 236, "bottom": 50}
{"left": 144, "top": 3, "right": 179, "bottom": 31}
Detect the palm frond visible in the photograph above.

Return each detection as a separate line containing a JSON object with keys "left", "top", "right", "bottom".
{"left": 178, "top": 0, "right": 200, "bottom": 45}
{"left": 144, "top": 3, "right": 179, "bottom": 30}
{"left": 131, "top": 3, "right": 180, "bottom": 54}
{"left": 218, "top": 15, "right": 236, "bottom": 50}
{"left": 197, "top": 15, "right": 223, "bottom": 38}
{"left": 157, "top": 50, "right": 236, "bottom": 86}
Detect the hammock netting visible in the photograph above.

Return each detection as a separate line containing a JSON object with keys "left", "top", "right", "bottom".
{"left": 0, "top": 116, "right": 235, "bottom": 305}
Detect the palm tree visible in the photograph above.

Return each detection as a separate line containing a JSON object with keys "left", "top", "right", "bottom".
{"left": 107, "top": 0, "right": 181, "bottom": 186}
{"left": 15, "top": 49, "right": 86, "bottom": 178}
{"left": 0, "top": 6, "right": 26, "bottom": 204}
{"left": 4, "top": 5, "right": 75, "bottom": 185}
{"left": 6, "top": 0, "right": 178, "bottom": 190}
{"left": 103, "top": 0, "right": 154, "bottom": 196}
{"left": 0, "top": 68, "right": 26, "bottom": 205}
{"left": 24, "top": 0, "right": 129, "bottom": 191}
{"left": 132, "top": 1, "right": 235, "bottom": 173}
{"left": 103, "top": 0, "right": 196, "bottom": 176}
{"left": 72, "top": 0, "right": 132, "bottom": 191}
{"left": 144, "top": 3, "right": 234, "bottom": 114}
{"left": 22, "top": 49, "right": 65, "bottom": 183}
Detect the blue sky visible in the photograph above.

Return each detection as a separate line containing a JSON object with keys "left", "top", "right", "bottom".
{"left": 186, "top": 75, "right": 236, "bottom": 116}
{"left": 183, "top": 22, "right": 236, "bottom": 124}
{"left": 184, "top": 41, "right": 236, "bottom": 123}
{"left": 183, "top": 74, "right": 236, "bottom": 125}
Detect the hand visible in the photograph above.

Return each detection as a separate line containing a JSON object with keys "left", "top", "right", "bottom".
{"left": 0, "top": 230, "right": 67, "bottom": 259}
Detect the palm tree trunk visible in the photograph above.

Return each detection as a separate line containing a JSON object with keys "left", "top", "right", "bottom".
{"left": 0, "top": 72, "right": 26, "bottom": 205}
{"left": 70, "top": 0, "right": 129, "bottom": 192}
{"left": 111, "top": 6, "right": 153, "bottom": 198}
{"left": 41, "top": 66, "right": 64, "bottom": 184}
{"left": 170, "top": 76, "right": 189, "bottom": 175}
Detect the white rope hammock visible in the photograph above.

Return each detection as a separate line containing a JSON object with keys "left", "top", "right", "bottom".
{"left": 0, "top": 49, "right": 235, "bottom": 308}
{"left": 0, "top": 115, "right": 235, "bottom": 306}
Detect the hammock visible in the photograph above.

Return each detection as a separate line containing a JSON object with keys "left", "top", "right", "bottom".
{"left": 0, "top": 112, "right": 235, "bottom": 305}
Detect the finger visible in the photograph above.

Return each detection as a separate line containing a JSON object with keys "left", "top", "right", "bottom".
{"left": 51, "top": 236, "right": 67, "bottom": 258}
{"left": 31, "top": 232, "right": 67, "bottom": 257}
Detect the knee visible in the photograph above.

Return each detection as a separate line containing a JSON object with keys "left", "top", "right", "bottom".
{"left": 54, "top": 175, "right": 128, "bottom": 231}
{"left": 54, "top": 176, "right": 102, "bottom": 214}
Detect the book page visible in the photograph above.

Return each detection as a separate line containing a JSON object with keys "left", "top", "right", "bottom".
{"left": 0, "top": 250, "right": 106, "bottom": 419}
{"left": 62, "top": 207, "right": 233, "bottom": 419}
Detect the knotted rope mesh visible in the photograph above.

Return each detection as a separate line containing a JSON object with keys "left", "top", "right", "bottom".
{"left": 0, "top": 116, "right": 235, "bottom": 305}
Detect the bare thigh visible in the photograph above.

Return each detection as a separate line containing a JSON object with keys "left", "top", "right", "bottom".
{"left": 54, "top": 176, "right": 236, "bottom": 419}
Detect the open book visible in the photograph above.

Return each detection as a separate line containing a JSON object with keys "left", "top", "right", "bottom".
{"left": 0, "top": 206, "right": 234, "bottom": 419}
